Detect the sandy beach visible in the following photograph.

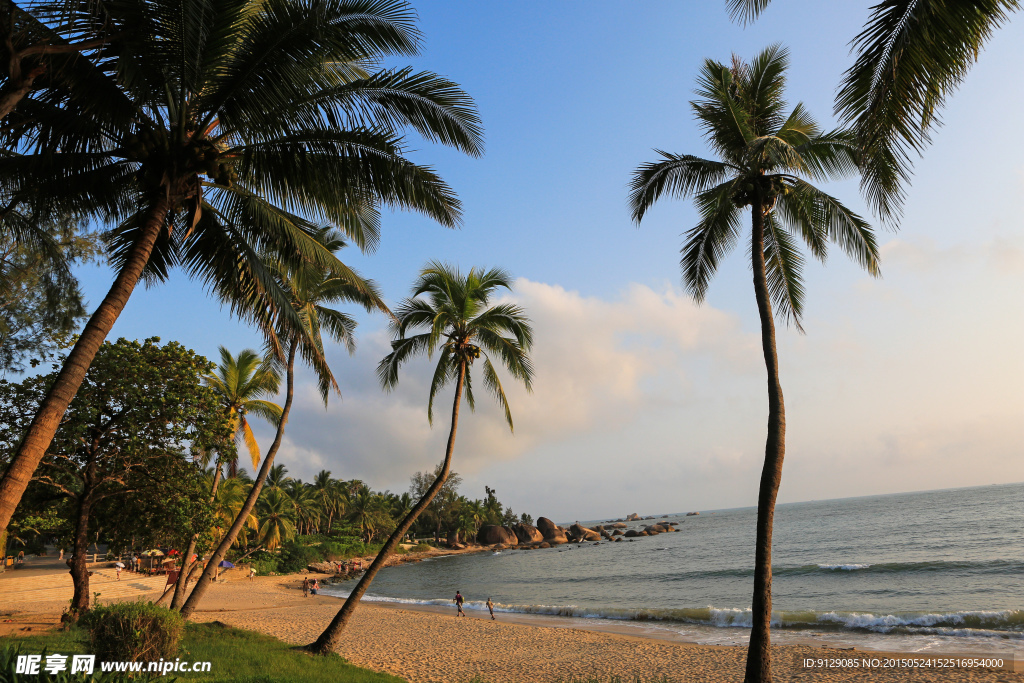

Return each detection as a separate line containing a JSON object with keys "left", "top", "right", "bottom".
{"left": 4, "top": 568, "right": 1020, "bottom": 683}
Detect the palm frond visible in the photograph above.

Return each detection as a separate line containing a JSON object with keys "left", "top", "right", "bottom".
{"left": 680, "top": 180, "right": 743, "bottom": 302}
{"left": 836, "top": 0, "right": 1018, "bottom": 222}
{"left": 628, "top": 152, "right": 736, "bottom": 223}
{"left": 762, "top": 212, "right": 806, "bottom": 331}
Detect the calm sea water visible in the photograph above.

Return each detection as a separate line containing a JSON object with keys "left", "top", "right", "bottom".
{"left": 324, "top": 483, "right": 1024, "bottom": 655}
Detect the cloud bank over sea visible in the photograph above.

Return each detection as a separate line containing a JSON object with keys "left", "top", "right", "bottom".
{"left": 259, "top": 240, "right": 1024, "bottom": 519}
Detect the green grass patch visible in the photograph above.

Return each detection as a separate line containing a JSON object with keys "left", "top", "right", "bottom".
{"left": 174, "top": 622, "right": 406, "bottom": 682}
{"left": 5, "top": 622, "right": 407, "bottom": 683}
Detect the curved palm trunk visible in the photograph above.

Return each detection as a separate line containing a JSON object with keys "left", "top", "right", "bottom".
{"left": 171, "top": 460, "right": 223, "bottom": 609}
{"left": 0, "top": 198, "right": 170, "bottom": 535}
{"left": 308, "top": 360, "right": 467, "bottom": 655}
{"left": 744, "top": 198, "right": 787, "bottom": 683}
{"left": 179, "top": 340, "right": 297, "bottom": 620}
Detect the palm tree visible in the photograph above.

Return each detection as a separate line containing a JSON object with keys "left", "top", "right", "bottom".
{"left": 265, "top": 464, "right": 292, "bottom": 493}
{"left": 0, "top": 0, "right": 483, "bottom": 536}
{"left": 727, "top": 0, "right": 1018, "bottom": 222}
{"left": 204, "top": 348, "right": 282, "bottom": 477}
{"left": 628, "top": 46, "right": 879, "bottom": 683}
{"left": 287, "top": 481, "right": 321, "bottom": 535}
{"left": 179, "top": 230, "right": 387, "bottom": 619}
{"left": 257, "top": 489, "right": 296, "bottom": 551}
{"left": 211, "top": 478, "right": 257, "bottom": 544}
{"left": 309, "top": 262, "right": 534, "bottom": 654}
{"left": 347, "top": 488, "right": 387, "bottom": 542}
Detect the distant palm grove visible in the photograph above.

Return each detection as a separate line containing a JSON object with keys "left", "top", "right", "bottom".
{"left": 0, "top": 0, "right": 1013, "bottom": 682}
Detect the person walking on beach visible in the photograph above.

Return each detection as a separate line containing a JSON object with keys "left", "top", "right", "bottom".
{"left": 116, "top": 566, "right": 121, "bottom": 580}
{"left": 311, "top": 579, "right": 320, "bottom": 595}
{"left": 249, "top": 567, "right": 256, "bottom": 581}
{"left": 454, "top": 590, "right": 465, "bottom": 617}
{"left": 302, "top": 577, "right": 310, "bottom": 597}
{"left": 486, "top": 598, "right": 495, "bottom": 620}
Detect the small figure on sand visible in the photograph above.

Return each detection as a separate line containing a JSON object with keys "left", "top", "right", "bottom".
{"left": 302, "top": 577, "right": 310, "bottom": 597}
{"left": 487, "top": 597, "right": 495, "bottom": 620}
{"left": 249, "top": 567, "right": 256, "bottom": 581}
{"left": 116, "top": 566, "right": 121, "bottom": 581}
{"left": 454, "top": 590, "right": 465, "bottom": 617}
{"left": 311, "top": 579, "right": 320, "bottom": 596}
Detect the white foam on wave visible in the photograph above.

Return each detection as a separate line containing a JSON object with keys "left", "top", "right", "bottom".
{"left": 817, "top": 563, "right": 871, "bottom": 571}
{"left": 815, "top": 609, "right": 1024, "bottom": 633}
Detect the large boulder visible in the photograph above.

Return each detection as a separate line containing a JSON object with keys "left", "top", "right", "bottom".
{"left": 536, "top": 517, "right": 568, "bottom": 544}
{"left": 624, "top": 529, "right": 642, "bottom": 538}
{"left": 477, "top": 525, "right": 518, "bottom": 546}
{"left": 626, "top": 513, "right": 641, "bottom": 521}
{"left": 536, "top": 516, "right": 558, "bottom": 536}
{"left": 612, "top": 529, "right": 624, "bottom": 536}
{"left": 513, "top": 524, "right": 543, "bottom": 544}
{"left": 610, "top": 522, "right": 627, "bottom": 529}
{"left": 569, "top": 524, "right": 601, "bottom": 542}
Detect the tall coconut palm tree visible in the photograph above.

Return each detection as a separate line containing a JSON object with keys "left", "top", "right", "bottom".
{"left": 309, "top": 261, "right": 534, "bottom": 654}
{"left": 0, "top": 0, "right": 483, "bottom": 536}
{"left": 628, "top": 46, "right": 879, "bottom": 683}
{"left": 727, "top": 0, "right": 1019, "bottom": 222}
{"left": 204, "top": 348, "right": 282, "bottom": 477}
{"left": 179, "top": 231, "right": 387, "bottom": 619}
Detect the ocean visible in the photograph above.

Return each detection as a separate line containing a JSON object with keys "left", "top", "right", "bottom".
{"left": 322, "top": 482, "right": 1024, "bottom": 656}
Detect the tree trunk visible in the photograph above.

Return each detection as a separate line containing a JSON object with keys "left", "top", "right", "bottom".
{"left": 172, "top": 461, "right": 223, "bottom": 609}
{"left": 69, "top": 494, "right": 94, "bottom": 613}
{"left": 178, "top": 340, "right": 297, "bottom": 620}
{"left": 743, "top": 196, "right": 787, "bottom": 683}
{"left": 0, "top": 198, "right": 170, "bottom": 535}
{"left": 0, "top": 64, "right": 44, "bottom": 120}
{"left": 308, "top": 360, "right": 467, "bottom": 655}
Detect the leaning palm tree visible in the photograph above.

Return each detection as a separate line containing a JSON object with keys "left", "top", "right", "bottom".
{"left": 308, "top": 261, "right": 534, "bottom": 654}
{"left": 205, "top": 348, "right": 282, "bottom": 477}
{"left": 727, "top": 0, "right": 1019, "bottom": 222}
{"left": 179, "top": 231, "right": 387, "bottom": 619}
{"left": 628, "top": 46, "right": 879, "bottom": 683}
{"left": 0, "top": 0, "right": 482, "bottom": 536}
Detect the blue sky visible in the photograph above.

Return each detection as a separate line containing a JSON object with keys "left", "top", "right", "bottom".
{"left": 72, "top": 2, "right": 1024, "bottom": 521}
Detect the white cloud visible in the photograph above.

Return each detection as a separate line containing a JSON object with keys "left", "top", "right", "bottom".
{"left": 253, "top": 261, "right": 1023, "bottom": 521}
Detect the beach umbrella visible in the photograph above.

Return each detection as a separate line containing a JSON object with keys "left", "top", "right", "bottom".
{"left": 114, "top": 562, "right": 125, "bottom": 568}
{"left": 218, "top": 560, "right": 234, "bottom": 568}
{"left": 146, "top": 549, "right": 165, "bottom": 556}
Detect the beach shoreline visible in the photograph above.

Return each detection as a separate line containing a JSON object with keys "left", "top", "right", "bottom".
{"left": 4, "top": 573, "right": 1020, "bottom": 681}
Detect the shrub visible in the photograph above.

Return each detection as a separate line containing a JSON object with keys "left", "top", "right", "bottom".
{"left": 411, "top": 543, "right": 432, "bottom": 553}
{"left": 247, "top": 556, "right": 280, "bottom": 576}
{"left": 83, "top": 601, "right": 183, "bottom": 662}
{"left": 277, "top": 541, "right": 321, "bottom": 573}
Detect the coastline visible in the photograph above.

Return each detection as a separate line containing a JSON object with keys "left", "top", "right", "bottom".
{"left": 5, "top": 573, "right": 1019, "bottom": 681}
